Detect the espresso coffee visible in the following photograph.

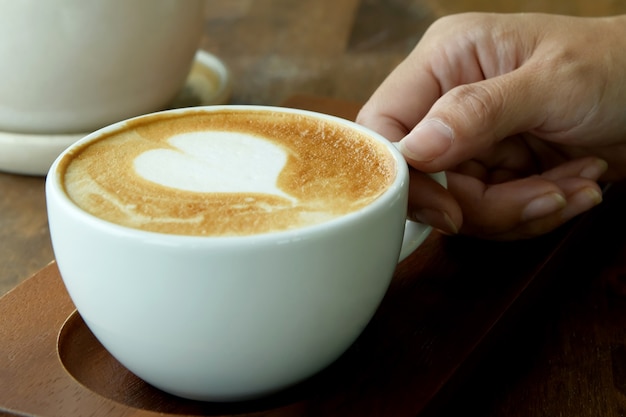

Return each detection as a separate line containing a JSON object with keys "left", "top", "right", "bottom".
{"left": 60, "top": 109, "right": 396, "bottom": 236}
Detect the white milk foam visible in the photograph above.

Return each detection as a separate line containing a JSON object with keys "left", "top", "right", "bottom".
{"left": 134, "top": 131, "right": 296, "bottom": 202}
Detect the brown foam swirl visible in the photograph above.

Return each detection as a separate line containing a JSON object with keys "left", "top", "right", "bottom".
{"left": 60, "top": 109, "right": 396, "bottom": 236}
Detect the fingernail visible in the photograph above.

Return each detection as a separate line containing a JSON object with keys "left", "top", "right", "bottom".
{"left": 522, "top": 193, "right": 567, "bottom": 221}
{"left": 398, "top": 119, "right": 453, "bottom": 162}
{"left": 562, "top": 188, "right": 603, "bottom": 220}
{"left": 412, "top": 208, "right": 459, "bottom": 235}
{"left": 580, "top": 159, "right": 608, "bottom": 180}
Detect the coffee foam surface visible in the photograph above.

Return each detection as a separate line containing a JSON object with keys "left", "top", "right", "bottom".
{"left": 61, "top": 109, "right": 396, "bottom": 236}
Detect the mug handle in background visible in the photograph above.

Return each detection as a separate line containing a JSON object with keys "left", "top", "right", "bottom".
{"left": 398, "top": 171, "right": 447, "bottom": 263}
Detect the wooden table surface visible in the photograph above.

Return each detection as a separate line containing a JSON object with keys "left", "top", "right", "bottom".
{"left": 2, "top": 1, "right": 626, "bottom": 416}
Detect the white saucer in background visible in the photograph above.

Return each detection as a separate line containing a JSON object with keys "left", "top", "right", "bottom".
{"left": 0, "top": 50, "right": 232, "bottom": 177}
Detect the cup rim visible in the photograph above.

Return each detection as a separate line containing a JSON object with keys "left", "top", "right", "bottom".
{"left": 46, "top": 105, "right": 409, "bottom": 244}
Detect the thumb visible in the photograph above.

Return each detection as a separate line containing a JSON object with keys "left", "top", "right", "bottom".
{"left": 398, "top": 70, "right": 543, "bottom": 172}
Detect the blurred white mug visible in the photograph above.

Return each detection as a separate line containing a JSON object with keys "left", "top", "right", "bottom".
{"left": 0, "top": 0, "right": 205, "bottom": 134}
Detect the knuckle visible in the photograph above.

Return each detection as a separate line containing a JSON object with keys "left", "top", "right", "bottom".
{"left": 449, "top": 83, "right": 504, "bottom": 129}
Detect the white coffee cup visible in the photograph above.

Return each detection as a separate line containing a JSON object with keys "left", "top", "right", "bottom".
{"left": 0, "top": 0, "right": 205, "bottom": 134}
{"left": 46, "top": 105, "right": 445, "bottom": 401}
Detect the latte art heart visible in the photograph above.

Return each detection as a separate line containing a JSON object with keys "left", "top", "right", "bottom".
{"left": 134, "top": 132, "right": 295, "bottom": 202}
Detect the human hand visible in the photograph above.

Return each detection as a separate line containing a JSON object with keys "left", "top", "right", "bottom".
{"left": 357, "top": 13, "right": 626, "bottom": 239}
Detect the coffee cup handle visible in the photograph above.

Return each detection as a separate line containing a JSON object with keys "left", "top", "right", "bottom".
{"left": 397, "top": 171, "right": 447, "bottom": 263}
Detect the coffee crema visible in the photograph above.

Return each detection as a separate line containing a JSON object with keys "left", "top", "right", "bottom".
{"left": 60, "top": 109, "right": 396, "bottom": 236}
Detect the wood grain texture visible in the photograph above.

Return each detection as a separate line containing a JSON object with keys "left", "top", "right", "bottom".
{"left": 0, "top": 173, "right": 53, "bottom": 295}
